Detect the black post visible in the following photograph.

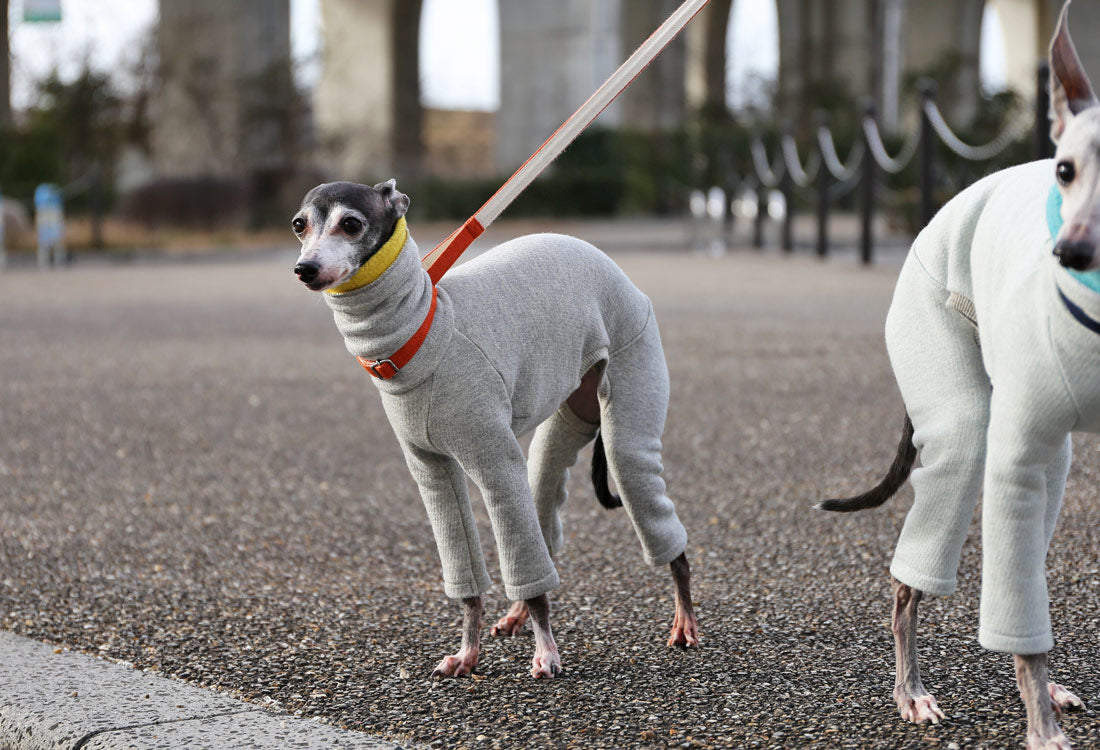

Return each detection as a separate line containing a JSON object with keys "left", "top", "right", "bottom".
{"left": 91, "top": 163, "right": 104, "bottom": 249}
{"left": 860, "top": 100, "right": 876, "bottom": 265}
{"left": 919, "top": 79, "right": 937, "bottom": 228}
{"left": 781, "top": 167, "right": 793, "bottom": 253}
{"left": 815, "top": 111, "right": 829, "bottom": 258}
{"left": 719, "top": 144, "right": 736, "bottom": 241}
{"left": 1036, "top": 61, "right": 1054, "bottom": 160}
{"left": 753, "top": 181, "right": 766, "bottom": 249}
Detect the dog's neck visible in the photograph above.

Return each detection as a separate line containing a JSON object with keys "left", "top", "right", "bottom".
{"left": 322, "top": 219, "right": 454, "bottom": 389}
{"left": 325, "top": 217, "right": 409, "bottom": 295}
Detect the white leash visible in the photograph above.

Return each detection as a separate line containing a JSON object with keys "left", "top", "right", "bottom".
{"left": 423, "top": 0, "right": 710, "bottom": 282}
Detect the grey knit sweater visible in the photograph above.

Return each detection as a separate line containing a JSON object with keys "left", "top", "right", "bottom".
{"left": 886, "top": 159, "right": 1100, "bottom": 654}
{"left": 324, "top": 226, "right": 687, "bottom": 601}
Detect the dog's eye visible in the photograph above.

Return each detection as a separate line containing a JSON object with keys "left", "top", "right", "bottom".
{"left": 291, "top": 217, "right": 306, "bottom": 233}
{"left": 1056, "top": 160, "right": 1076, "bottom": 186}
{"left": 340, "top": 217, "right": 363, "bottom": 234}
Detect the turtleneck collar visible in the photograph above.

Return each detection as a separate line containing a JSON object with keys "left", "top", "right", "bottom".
{"left": 322, "top": 223, "right": 454, "bottom": 392}
{"left": 325, "top": 217, "right": 409, "bottom": 295}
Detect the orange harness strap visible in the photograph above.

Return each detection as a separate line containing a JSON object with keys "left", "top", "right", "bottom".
{"left": 356, "top": 285, "right": 439, "bottom": 379}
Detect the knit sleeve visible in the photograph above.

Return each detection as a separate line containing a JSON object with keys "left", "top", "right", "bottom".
{"left": 977, "top": 357, "right": 1076, "bottom": 654}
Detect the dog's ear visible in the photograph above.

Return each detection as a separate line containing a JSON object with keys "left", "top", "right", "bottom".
{"left": 1049, "top": 0, "right": 1097, "bottom": 143}
{"left": 373, "top": 178, "right": 410, "bottom": 219}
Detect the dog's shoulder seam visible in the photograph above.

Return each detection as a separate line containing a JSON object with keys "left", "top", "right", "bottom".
{"left": 607, "top": 300, "right": 656, "bottom": 358}
{"left": 453, "top": 329, "right": 508, "bottom": 395}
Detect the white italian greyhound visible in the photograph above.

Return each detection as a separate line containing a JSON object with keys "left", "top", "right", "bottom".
{"left": 819, "top": 3, "right": 1097, "bottom": 747}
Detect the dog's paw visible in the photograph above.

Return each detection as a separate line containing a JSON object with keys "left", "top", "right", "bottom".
{"left": 897, "top": 693, "right": 945, "bottom": 725}
{"left": 667, "top": 623, "right": 699, "bottom": 648}
{"left": 1049, "top": 682, "right": 1085, "bottom": 713}
{"left": 667, "top": 610, "right": 699, "bottom": 648}
{"left": 431, "top": 649, "right": 478, "bottom": 679}
{"left": 530, "top": 649, "right": 561, "bottom": 678}
{"left": 490, "top": 602, "right": 529, "bottom": 637}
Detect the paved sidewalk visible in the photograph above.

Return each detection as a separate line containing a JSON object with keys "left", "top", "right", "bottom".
{"left": 0, "top": 631, "right": 402, "bottom": 749}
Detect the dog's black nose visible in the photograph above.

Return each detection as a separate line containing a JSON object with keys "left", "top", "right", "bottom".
{"left": 1053, "top": 239, "right": 1094, "bottom": 271}
{"left": 294, "top": 261, "right": 321, "bottom": 283}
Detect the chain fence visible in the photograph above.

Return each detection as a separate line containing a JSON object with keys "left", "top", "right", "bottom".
{"left": 690, "top": 65, "right": 1054, "bottom": 264}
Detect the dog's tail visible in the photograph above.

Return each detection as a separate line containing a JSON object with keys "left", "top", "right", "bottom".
{"left": 591, "top": 432, "right": 622, "bottom": 509}
{"left": 815, "top": 413, "right": 916, "bottom": 512}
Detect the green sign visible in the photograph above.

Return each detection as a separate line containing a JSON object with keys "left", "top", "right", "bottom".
{"left": 24, "top": 0, "right": 62, "bottom": 22}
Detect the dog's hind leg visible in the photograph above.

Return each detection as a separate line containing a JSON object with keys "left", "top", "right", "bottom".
{"left": 892, "top": 579, "right": 945, "bottom": 724}
{"left": 667, "top": 551, "right": 698, "bottom": 647}
{"left": 525, "top": 593, "right": 561, "bottom": 678}
{"left": 492, "top": 370, "right": 602, "bottom": 638}
{"left": 1017, "top": 652, "right": 1073, "bottom": 750}
{"left": 597, "top": 313, "right": 694, "bottom": 646}
{"left": 432, "top": 596, "right": 484, "bottom": 678}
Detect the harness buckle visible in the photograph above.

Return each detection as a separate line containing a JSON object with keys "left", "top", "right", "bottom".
{"left": 358, "top": 357, "right": 398, "bottom": 379}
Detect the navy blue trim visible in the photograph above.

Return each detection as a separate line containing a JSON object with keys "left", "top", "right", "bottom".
{"left": 1058, "top": 287, "right": 1100, "bottom": 335}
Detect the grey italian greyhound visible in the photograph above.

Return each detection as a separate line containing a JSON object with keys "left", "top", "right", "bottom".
{"left": 291, "top": 180, "right": 698, "bottom": 679}
{"left": 818, "top": 3, "right": 1097, "bottom": 748}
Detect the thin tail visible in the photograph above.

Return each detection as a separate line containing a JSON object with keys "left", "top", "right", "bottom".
{"left": 816, "top": 413, "right": 917, "bottom": 512}
{"left": 590, "top": 431, "right": 622, "bottom": 509}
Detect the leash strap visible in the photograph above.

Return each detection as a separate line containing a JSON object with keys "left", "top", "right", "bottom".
{"left": 421, "top": 0, "right": 710, "bottom": 283}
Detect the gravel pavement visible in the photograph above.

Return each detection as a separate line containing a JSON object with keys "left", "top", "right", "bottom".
{"left": 1, "top": 221, "right": 1099, "bottom": 749}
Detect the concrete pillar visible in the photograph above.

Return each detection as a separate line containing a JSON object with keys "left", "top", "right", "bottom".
{"left": 617, "top": 0, "right": 689, "bottom": 129}
{"left": 901, "top": 0, "right": 984, "bottom": 123}
{"left": 496, "top": 0, "right": 622, "bottom": 170}
{"left": 151, "top": 0, "right": 292, "bottom": 178}
{"left": 314, "top": 0, "right": 396, "bottom": 180}
{"left": 774, "top": 0, "right": 877, "bottom": 122}
{"left": 684, "top": 0, "right": 731, "bottom": 113}
{"left": 1042, "top": 0, "right": 1100, "bottom": 82}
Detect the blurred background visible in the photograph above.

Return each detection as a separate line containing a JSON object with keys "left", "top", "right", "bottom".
{"left": 0, "top": 0, "right": 1090, "bottom": 257}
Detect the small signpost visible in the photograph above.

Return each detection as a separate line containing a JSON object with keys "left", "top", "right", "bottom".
{"left": 23, "top": 0, "right": 62, "bottom": 23}
{"left": 35, "top": 183, "right": 65, "bottom": 267}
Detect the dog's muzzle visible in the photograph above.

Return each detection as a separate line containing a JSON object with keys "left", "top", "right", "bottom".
{"left": 1053, "top": 239, "right": 1095, "bottom": 271}
{"left": 294, "top": 261, "right": 321, "bottom": 284}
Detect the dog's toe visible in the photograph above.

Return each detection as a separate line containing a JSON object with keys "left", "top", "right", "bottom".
{"left": 1049, "top": 682, "right": 1085, "bottom": 713}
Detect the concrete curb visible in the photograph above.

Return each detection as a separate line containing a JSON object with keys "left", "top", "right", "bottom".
{"left": 0, "top": 631, "right": 403, "bottom": 749}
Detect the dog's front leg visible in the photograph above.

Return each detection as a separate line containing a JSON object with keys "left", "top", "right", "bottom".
{"left": 431, "top": 596, "right": 484, "bottom": 678}
{"left": 892, "top": 579, "right": 945, "bottom": 724}
{"left": 667, "top": 551, "right": 699, "bottom": 647}
{"left": 525, "top": 593, "right": 560, "bottom": 678}
{"left": 1016, "top": 652, "right": 1073, "bottom": 750}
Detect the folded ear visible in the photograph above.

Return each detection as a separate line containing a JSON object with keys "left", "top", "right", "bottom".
{"left": 1049, "top": 0, "right": 1098, "bottom": 143}
{"left": 373, "top": 178, "right": 410, "bottom": 218}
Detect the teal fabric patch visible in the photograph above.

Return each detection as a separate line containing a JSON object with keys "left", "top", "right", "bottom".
{"left": 1047, "top": 184, "right": 1100, "bottom": 293}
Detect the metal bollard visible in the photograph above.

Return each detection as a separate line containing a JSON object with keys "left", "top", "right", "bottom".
{"left": 860, "top": 100, "right": 877, "bottom": 265}
{"left": 1036, "top": 62, "right": 1054, "bottom": 160}
{"left": 0, "top": 187, "right": 6, "bottom": 270}
{"left": 815, "top": 111, "right": 830, "bottom": 258}
{"left": 919, "top": 79, "right": 937, "bottom": 228}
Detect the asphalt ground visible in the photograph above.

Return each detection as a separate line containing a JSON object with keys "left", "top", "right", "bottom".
{"left": 1, "top": 220, "right": 1099, "bottom": 749}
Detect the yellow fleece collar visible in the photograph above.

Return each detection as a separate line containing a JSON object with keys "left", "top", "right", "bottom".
{"left": 325, "top": 217, "right": 408, "bottom": 295}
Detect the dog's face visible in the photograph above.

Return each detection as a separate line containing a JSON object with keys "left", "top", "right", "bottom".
{"left": 292, "top": 180, "right": 410, "bottom": 291}
{"left": 1049, "top": 1, "right": 1100, "bottom": 272}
